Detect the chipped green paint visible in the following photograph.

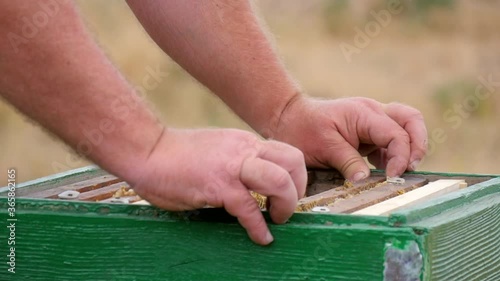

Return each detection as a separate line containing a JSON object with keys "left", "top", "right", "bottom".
{"left": 0, "top": 199, "right": 420, "bottom": 281}
{"left": 0, "top": 167, "right": 498, "bottom": 281}
{"left": 384, "top": 240, "right": 423, "bottom": 281}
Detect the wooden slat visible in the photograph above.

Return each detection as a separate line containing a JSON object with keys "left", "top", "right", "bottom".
{"left": 305, "top": 170, "right": 344, "bottom": 196}
{"left": 99, "top": 195, "right": 142, "bottom": 204}
{"left": 296, "top": 176, "right": 386, "bottom": 211}
{"left": 327, "top": 176, "right": 428, "bottom": 213}
{"left": 353, "top": 179, "right": 467, "bottom": 216}
{"left": 132, "top": 200, "right": 150, "bottom": 205}
{"left": 26, "top": 175, "right": 121, "bottom": 199}
{"left": 306, "top": 181, "right": 345, "bottom": 197}
{"left": 77, "top": 182, "right": 130, "bottom": 201}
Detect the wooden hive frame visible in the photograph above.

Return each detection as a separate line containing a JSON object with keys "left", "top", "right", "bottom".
{"left": 0, "top": 166, "right": 499, "bottom": 281}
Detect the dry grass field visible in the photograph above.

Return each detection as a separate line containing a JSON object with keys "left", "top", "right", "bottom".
{"left": 1, "top": 0, "right": 499, "bottom": 183}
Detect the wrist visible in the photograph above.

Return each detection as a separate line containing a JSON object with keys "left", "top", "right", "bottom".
{"left": 91, "top": 117, "right": 166, "bottom": 186}
{"left": 262, "top": 91, "right": 305, "bottom": 140}
{"left": 125, "top": 126, "right": 180, "bottom": 189}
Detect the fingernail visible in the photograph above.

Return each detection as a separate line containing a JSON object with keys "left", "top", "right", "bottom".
{"left": 352, "top": 171, "right": 367, "bottom": 182}
{"left": 265, "top": 231, "right": 274, "bottom": 244}
{"left": 410, "top": 160, "right": 421, "bottom": 171}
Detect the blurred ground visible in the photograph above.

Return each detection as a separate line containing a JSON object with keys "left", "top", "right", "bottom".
{"left": 1, "top": 0, "right": 499, "bottom": 183}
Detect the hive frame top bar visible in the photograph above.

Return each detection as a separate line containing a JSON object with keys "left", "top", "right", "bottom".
{"left": 1, "top": 166, "right": 498, "bottom": 221}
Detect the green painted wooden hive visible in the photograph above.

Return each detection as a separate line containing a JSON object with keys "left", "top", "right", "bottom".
{"left": 0, "top": 166, "right": 499, "bottom": 281}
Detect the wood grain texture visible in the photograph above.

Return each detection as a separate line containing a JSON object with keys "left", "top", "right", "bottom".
{"left": 0, "top": 199, "right": 419, "bottom": 281}
{"left": 412, "top": 192, "right": 500, "bottom": 281}
{"left": 1, "top": 167, "right": 498, "bottom": 281}
{"left": 354, "top": 180, "right": 465, "bottom": 216}
{"left": 297, "top": 176, "right": 386, "bottom": 211}
{"left": 24, "top": 175, "right": 121, "bottom": 199}
{"left": 401, "top": 170, "right": 495, "bottom": 186}
{"left": 305, "top": 169, "right": 345, "bottom": 196}
{"left": 77, "top": 182, "right": 129, "bottom": 201}
{"left": 1, "top": 166, "right": 106, "bottom": 196}
{"left": 327, "top": 176, "right": 428, "bottom": 213}
{"left": 390, "top": 177, "right": 500, "bottom": 225}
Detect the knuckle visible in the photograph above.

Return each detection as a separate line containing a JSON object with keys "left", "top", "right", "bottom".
{"left": 259, "top": 126, "right": 275, "bottom": 140}
{"left": 394, "top": 155, "right": 410, "bottom": 168}
{"left": 356, "top": 99, "right": 384, "bottom": 114}
{"left": 384, "top": 102, "right": 399, "bottom": 115}
{"left": 413, "top": 145, "right": 427, "bottom": 156}
{"left": 202, "top": 181, "right": 221, "bottom": 205}
{"left": 388, "top": 102, "right": 424, "bottom": 120}
{"left": 248, "top": 214, "right": 267, "bottom": 231}
{"left": 387, "top": 101, "right": 404, "bottom": 108}
{"left": 393, "top": 130, "right": 411, "bottom": 144}
{"left": 223, "top": 190, "right": 254, "bottom": 214}
{"left": 231, "top": 129, "right": 259, "bottom": 143}
{"left": 269, "top": 169, "right": 292, "bottom": 190}
{"left": 401, "top": 136, "right": 411, "bottom": 147}
{"left": 353, "top": 97, "right": 376, "bottom": 105}
{"left": 191, "top": 191, "right": 209, "bottom": 208}
{"left": 290, "top": 147, "right": 305, "bottom": 164}
{"left": 225, "top": 160, "right": 241, "bottom": 177}
{"left": 361, "top": 97, "right": 381, "bottom": 108}
{"left": 237, "top": 193, "right": 260, "bottom": 214}
{"left": 339, "top": 156, "right": 363, "bottom": 174}
{"left": 240, "top": 131, "right": 260, "bottom": 144}
{"left": 407, "top": 108, "right": 424, "bottom": 120}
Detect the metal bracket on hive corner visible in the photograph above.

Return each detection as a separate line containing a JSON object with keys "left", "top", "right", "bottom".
{"left": 384, "top": 240, "right": 423, "bottom": 281}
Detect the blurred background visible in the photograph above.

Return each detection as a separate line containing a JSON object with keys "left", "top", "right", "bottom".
{"left": 1, "top": 0, "right": 499, "bottom": 183}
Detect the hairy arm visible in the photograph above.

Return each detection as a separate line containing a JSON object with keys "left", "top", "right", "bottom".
{"left": 0, "top": 1, "right": 164, "bottom": 181}
{"left": 126, "top": 0, "right": 427, "bottom": 179}
{"left": 0, "top": 1, "right": 307, "bottom": 245}
{"left": 126, "top": 0, "right": 299, "bottom": 136}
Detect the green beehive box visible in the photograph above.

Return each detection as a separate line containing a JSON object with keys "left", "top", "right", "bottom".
{"left": 0, "top": 166, "right": 499, "bottom": 281}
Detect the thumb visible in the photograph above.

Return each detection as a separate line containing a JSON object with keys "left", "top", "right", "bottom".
{"left": 327, "top": 142, "right": 370, "bottom": 182}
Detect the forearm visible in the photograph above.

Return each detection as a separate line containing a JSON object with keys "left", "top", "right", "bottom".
{"left": 127, "top": 0, "right": 299, "bottom": 136}
{"left": 0, "top": 1, "right": 163, "bottom": 180}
